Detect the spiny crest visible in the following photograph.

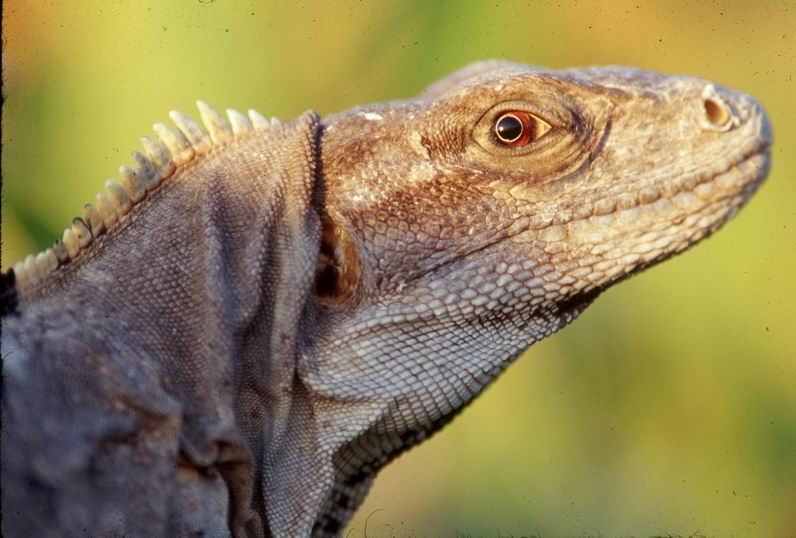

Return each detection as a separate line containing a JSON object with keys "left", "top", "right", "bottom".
{"left": 8, "top": 102, "right": 284, "bottom": 290}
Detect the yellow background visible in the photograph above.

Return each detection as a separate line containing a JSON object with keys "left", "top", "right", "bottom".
{"left": 2, "top": 1, "right": 794, "bottom": 536}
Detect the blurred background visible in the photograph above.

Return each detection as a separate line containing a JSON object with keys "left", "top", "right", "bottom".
{"left": 2, "top": 1, "right": 794, "bottom": 536}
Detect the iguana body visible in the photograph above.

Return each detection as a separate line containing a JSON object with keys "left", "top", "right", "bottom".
{"left": 0, "top": 62, "right": 772, "bottom": 537}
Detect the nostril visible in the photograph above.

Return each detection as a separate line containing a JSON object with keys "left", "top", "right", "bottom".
{"left": 704, "top": 96, "right": 732, "bottom": 129}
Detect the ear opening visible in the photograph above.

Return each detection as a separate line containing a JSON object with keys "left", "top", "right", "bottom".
{"left": 315, "top": 214, "right": 361, "bottom": 305}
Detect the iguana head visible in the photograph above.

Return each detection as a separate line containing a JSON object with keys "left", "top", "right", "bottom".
{"left": 318, "top": 61, "right": 770, "bottom": 320}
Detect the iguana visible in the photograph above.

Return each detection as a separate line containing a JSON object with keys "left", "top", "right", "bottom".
{"left": 0, "top": 61, "right": 771, "bottom": 537}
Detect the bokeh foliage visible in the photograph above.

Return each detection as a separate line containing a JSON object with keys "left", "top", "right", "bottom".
{"left": 2, "top": 1, "right": 794, "bottom": 536}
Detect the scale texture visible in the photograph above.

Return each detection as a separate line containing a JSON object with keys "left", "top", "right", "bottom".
{"left": 0, "top": 61, "right": 772, "bottom": 537}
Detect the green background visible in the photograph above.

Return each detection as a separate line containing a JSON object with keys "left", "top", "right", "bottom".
{"left": 2, "top": 1, "right": 794, "bottom": 536}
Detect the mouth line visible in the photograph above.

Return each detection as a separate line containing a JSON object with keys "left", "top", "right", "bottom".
{"left": 579, "top": 146, "right": 770, "bottom": 293}
{"left": 409, "top": 144, "right": 769, "bottom": 288}
{"left": 590, "top": 145, "right": 768, "bottom": 225}
{"left": 560, "top": 143, "right": 770, "bottom": 229}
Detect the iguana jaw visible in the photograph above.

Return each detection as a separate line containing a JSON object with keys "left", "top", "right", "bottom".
{"left": 561, "top": 147, "right": 770, "bottom": 293}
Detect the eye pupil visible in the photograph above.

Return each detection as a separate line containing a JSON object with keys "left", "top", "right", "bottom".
{"left": 495, "top": 114, "right": 523, "bottom": 142}
{"left": 488, "top": 110, "right": 552, "bottom": 149}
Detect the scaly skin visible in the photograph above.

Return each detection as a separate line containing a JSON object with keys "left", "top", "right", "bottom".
{"left": 1, "top": 62, "right": 771, "bottom": 537}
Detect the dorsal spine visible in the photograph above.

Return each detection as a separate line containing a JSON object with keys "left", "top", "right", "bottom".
{"left": 7, "top": 102, "right": 285, "bottom": 293}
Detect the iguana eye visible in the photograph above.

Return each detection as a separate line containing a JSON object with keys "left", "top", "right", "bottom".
{"left": 494, "top": 112, "right": 551, "bottom": 147}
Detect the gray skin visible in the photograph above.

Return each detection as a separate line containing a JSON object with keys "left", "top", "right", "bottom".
{"left": 0, "top": 61, "right": 771, "bottom": 537}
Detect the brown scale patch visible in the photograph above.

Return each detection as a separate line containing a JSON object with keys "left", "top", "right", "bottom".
{"left": 315, "top": 214, "right": 361, "bottom": 305}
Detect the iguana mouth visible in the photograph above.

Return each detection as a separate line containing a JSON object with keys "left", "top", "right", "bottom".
{"left": 586, "top": 146, "right": 769, "bottom": 236}
{"left": 531, "top": 146, "right": 770, "bottom": 333}
{"left": 567, "top": 147, "right": 770, "bottom": 291}
{"left": 524, "top": 143, "right": 770, "bottom": 234}
{"left": 409, "top": 145, "right": 769, "bottom": 292}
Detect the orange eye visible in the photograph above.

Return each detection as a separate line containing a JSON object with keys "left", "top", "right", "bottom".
{"left": 493, "top": 111, "right": 551, "bottom": 147}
